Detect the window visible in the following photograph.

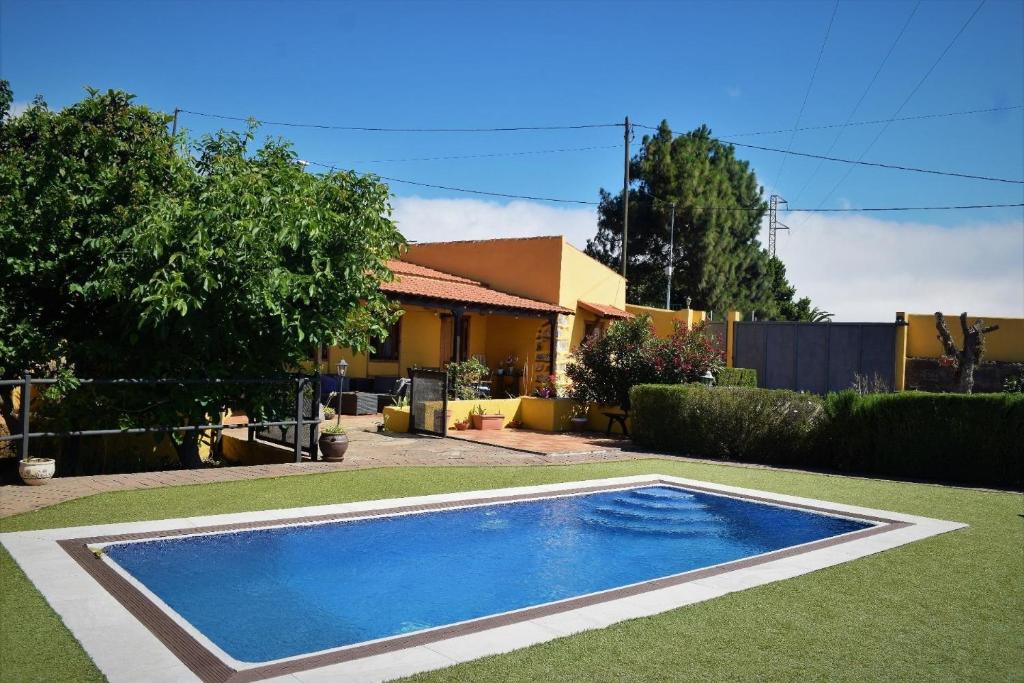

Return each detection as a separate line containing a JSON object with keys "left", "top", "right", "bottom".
{"left": 370, "top": 318, "right": 401, "bottom": 361}
{"left": 584, "top": 319, "right": 602, "bottom": 340}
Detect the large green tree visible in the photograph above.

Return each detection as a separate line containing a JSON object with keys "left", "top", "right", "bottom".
{"left": 0, "top": 84, "right": 404, "bottom": 466}
{"left": 586, "top": 121, "right": 811, "bottom": 317}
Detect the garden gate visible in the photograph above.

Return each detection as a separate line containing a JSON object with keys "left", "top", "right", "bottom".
{"left": 409, "top": 368, "right": 449, "bottom": 436}
{"left": 732, "top": 322, "right": 897, "bottom": 394}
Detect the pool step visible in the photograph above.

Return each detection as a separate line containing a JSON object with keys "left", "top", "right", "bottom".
{"left": 579, "top": 513, "right": 725, "bottom": 537}
{"left": 590, "top": 505, "right": 716, "bottom": 524}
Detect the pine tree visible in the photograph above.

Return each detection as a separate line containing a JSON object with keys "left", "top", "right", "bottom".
{"left": 587, "top": 121, "right": 800, "bottom": 316}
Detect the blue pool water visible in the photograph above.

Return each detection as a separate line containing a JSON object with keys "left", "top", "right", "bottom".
{"left": 104, "top": 485, "right": 871, "bottom": 663}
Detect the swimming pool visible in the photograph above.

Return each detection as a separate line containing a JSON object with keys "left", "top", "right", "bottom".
{"left": 101, "top": 484, "right": 872, "bottom": 663}
{"left": 2, "top": 475, "right": 964, "bottom": 682}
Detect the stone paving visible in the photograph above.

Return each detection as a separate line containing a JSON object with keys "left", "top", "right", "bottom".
{"left": 448, "top": 427, "right": 629, "bottom": 454}
{"left": 0, "top": 414, "right": 661, "bottom": 519}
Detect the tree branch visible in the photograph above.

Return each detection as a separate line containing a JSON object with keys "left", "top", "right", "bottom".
{"left": 934, "top": 312, "right": 959, "bottom": 358}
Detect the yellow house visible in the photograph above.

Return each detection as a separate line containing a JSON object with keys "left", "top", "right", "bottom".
{"left": 328, "top": 236, "right": 645, "bottom": 395}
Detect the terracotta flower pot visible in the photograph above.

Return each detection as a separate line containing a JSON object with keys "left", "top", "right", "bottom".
{"left": 471, "top": 414, "right": 504, "bottom": 430}
{"left": 570, "top": 416, "right": 589, "bottom": 432}
{"left": 19, "top": 457, "right": 55, "bottom": 485}
{"left": 318, "top": 433, "right": 349, "bottom": 462}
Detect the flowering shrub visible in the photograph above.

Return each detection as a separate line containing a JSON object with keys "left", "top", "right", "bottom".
{"left": 566, "top": 315, "right": 660, "bottom": 409}
{"left": 533, "top": 373, "right": 559, "bottom": 398}
{"left": 567, "top": 316, "right": 727, "bottom": 410}
{"left": 648, "top": 321, "right": 724, "bottom": 383}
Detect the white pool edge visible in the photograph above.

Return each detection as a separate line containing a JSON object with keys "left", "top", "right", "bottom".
{"left": 0, "top": 474, "right": 967, "bottom": 683}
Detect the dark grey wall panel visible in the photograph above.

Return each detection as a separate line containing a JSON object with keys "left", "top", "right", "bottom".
{"left": 733, "top": 322, "right": 896, "bottom": 394}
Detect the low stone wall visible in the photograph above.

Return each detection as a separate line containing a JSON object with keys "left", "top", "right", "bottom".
{"left": 905, "top": 357, "right": 1023, "bottom": 393}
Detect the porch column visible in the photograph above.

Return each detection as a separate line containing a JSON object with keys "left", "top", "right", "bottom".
{"left": 452, "top": 307, "right": 465, "bottom": 363}
{"left": 548, "top": 314, "right": 558, "bottom": 377}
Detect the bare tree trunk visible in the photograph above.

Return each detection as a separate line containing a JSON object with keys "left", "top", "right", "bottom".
{"left": 934, "top": 312, "right": 999, "bottom": 394}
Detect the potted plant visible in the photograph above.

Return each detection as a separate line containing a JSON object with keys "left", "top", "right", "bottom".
{"left": 19, "top": 454, "right": 56, "bottom": 485}
{"left": 469, "top": 404, "right": 504, "bottom": 430}
{"left": 318, "top": 409, "right": 349, "bottom": 461}
{"left": 569, "top": 403, "right": 589, "bottom": 433}
{"left": 323, "top": 406, "right": 337, "bottom": 421}
{"left": 454, "top": 418, "right": 470, "bottom": 431}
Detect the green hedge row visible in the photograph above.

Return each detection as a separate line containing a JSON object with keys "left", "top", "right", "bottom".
{"left": 630, "top": 384, "right": 1023, "bottom": 488}
{"left": 715, "top": 367, "right": 757, "bottom": 387}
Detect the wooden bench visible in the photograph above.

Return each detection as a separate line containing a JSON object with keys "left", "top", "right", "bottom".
{"left": 602, "top": 411, "right": 629, "bottom": 436}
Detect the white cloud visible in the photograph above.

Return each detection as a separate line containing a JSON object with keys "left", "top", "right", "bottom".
{"left": 5, "top": 101, "right": 31, "bottom": 119}
{"left": 391, "top": 196, "right": 1023, "bottom": 322}
{"left": 391, "top": 196, "right": 599, "bottom": 251}
{"left": 765, "top": 214, "right": 1024, "bottom": 321}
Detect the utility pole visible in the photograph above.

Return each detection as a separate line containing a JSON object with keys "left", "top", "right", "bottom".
{"left": 171, "top": 107, "right": 180, "bottom": 138}
{"left": 768, "top": 194, "right": 789, "bottom": 258}
{"left": 665, "top": 203, "right": 676, "bottom": 309}
{"left": 622, "top": 115, "right": 631, "bottom": 278}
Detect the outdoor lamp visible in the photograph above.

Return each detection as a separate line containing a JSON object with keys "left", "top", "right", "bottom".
{"left": 336, "top": 359, "right": 348, "bottom": 398}
{"left": 699, "top": 370, "right": 715, "bottom": 386}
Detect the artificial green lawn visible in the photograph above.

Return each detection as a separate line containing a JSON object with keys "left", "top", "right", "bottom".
{"left": 1, "top": 459, "right": 1021, "bottom": 682}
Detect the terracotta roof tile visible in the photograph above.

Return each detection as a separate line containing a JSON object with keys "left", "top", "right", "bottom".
{"left": 383, "top": 259, "right": 571, "bottom": 315}
{"left": 578, "top": 301, "right": 633, "bottom": 319}
{"left": 387, "top": 260, "right": 480, "bottom": 285}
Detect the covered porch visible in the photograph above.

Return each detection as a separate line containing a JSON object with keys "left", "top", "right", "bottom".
{"left": 326, "top": 260, "right": 572, "bottom": 397}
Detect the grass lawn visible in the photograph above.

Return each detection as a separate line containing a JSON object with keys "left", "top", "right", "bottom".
{"left": 1, "top": 459, "right": 1021, "bottom": 682}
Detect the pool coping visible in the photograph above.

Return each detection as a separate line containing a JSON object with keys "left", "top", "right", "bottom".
{"left": 0, "top": 474, "right": 967, "bottom": 683}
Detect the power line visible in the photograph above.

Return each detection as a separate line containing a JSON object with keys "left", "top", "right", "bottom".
{"left": 719, "top": 105, "right": 1023, "bottom": 138}
{"left": 812, "top": 0, "right": 989, "bottom": 209}
{"left": 789, "top": 0, "right": 921, "bottom": 206}
{"left": 717, "top": 138, "right": 1023, "bottom": 184}
{"left": 775, "top": 0, "right": 840, "bottom": 187}
{"left": 303, "top": 161, "right": 600, "bottom": 204}
{"left": 177, "top": 109, "right": 621, "bottom": 132}
{"left": 784, "top": 202, "right": 1024, "bottom": 212}
{"left": 304, "top": 160, "right": 1024, "bottom": 212}
{"left": 631, "top": 124, "right": 1024, "bottom": 184}
{"left": 334, "top": 144, "right": 619, "bottom": 164}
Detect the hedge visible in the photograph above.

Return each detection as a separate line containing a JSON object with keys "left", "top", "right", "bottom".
{"left": 822, "top": 391, "right": 1023, "bottom": 488}
{"left": 630, "top": 385, "right": 823, "bottom": 467}
{"left": 630, "top": 385, "right": 1023, "bottom": 488}
{"left": 716, "top": 367, "right": 757, "bottom": 387}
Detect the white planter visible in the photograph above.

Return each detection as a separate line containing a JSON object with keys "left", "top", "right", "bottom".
{"left": 19, "top": 458, "right": 55, "bottom": 485}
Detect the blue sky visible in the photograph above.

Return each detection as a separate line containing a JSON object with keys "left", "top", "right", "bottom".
{"left": 2, "top": 0, "right": 1022, "bottom": 318}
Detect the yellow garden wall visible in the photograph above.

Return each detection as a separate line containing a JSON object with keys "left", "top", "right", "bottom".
{"left": 623, "top": 304, "right": 708, "bottom": 338}
{"left": 385, "top": 397, "right": 588, "bottom": 433}
{"left": 382, "top": 406, "right": 410, "bottom": 432}
{"left": 221, "top": 432, "right": 295, "bottom": 465}
{"left": 905, "top": 312, "right": 1024, "bottom": 363}
{"left": 585, "top": 404, "right": 631, "bottom": 435}
{"left": 519, "top": 397, "right": 582, "bottom": 432}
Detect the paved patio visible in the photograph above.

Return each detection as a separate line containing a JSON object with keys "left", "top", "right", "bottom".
{"left": 0, "top": 415, "right": 659, "bottom": 518}
{"left": 448, "top": 427, "right": 628, "bottom": 454}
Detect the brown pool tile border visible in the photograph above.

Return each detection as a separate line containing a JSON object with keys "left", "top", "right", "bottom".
{"left": 58, "top": 479, "right": 909, "bottom": 683}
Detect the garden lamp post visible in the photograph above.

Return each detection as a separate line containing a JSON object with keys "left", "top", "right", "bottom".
{"left": 335, "top": 358, "right": 352, "bottom": 428}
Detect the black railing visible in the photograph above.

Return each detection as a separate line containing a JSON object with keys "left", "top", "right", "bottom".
{"left": 0, "top": 373, "right": 321, "bottom": 466}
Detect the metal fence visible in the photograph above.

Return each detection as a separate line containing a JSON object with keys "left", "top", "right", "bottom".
{"left": 0, "top": 373, "right": 320, "bottom": 468}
